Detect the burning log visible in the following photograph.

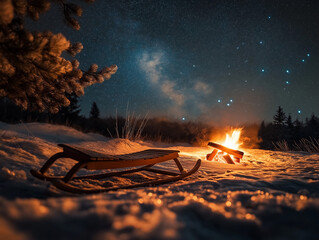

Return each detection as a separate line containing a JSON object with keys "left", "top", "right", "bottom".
{"left": 223, "top": 154, "right": 235, "bottom": 164}
{"left": 206, "top": 141, "right": 244, "bottom": 163}
{"left": 208, "top": 142, "right": 244, "bottom": 159}
{"left": 206, "top": 149, "right": 218, "bottom": 161}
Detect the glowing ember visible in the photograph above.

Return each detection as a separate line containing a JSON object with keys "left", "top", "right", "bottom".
{"left": 206, "top": 128, "right": 244, "bottom": 164}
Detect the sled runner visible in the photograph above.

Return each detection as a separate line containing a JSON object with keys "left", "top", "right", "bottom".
{"left": 30, "top": 144, "right": 201, "bottom": 194}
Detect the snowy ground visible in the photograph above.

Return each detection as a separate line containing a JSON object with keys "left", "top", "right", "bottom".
{"left": 0, "top": 122, "right": 319, "bottom": 240}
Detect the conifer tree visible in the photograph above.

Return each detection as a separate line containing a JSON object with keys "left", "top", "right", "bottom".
{"left": 286, "top": 114, "right": 293, "bottom": 129}
{"left": 294, "top": 118, "right": 303, "bottom": 128}
{"left": 89, "top": 101, "right": 100, "bottom": 119}
{"left": 58, "top": 93, "right": 81, "bottom": 121}
{"left": 0, "top": 0, "right": 117, "bottom": 113}
{"left": 307, "top": 114, "right": 318, "bottom": 129}
{"left": 273, "top": 106, "right": 286, "bottom": 125}
{"left": 306, "top": 113, "right": 319, "bottom": 138}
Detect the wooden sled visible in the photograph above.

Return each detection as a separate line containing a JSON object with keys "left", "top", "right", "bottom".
{"left": 30, "top": 144, "right": 201, "bottom": 194}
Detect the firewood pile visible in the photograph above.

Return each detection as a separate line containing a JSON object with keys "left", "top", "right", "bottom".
{"left": 206, "top": 142, "right": 244, "bottom": 164}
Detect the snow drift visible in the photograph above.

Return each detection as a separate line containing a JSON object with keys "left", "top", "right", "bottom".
{"left": 0, "top": 122, "right": 319, "bottom": 240}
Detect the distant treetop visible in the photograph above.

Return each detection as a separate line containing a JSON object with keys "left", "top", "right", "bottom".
{"left": 273, "top": 106, "right": 287, "bottom": 125}
{"left": 89, "top": 101, "right": 100, "bottom": 119}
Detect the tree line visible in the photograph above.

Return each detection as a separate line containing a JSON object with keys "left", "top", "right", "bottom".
{"left": 0, "top": 96, "right": 214, "bottom": 145}
{"left": 258, "top": 106, "right": 319, "bottom": 150}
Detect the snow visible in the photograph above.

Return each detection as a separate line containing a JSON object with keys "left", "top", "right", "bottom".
{"left": 1, "top": 122, "right": 319, "bottom": 239}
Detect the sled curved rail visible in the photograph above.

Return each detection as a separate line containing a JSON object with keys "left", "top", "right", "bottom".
{"left": 30, "top": 144, "right": 201, "bottom": 194}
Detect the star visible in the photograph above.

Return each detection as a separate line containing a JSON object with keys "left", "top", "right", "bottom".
{"left": 298, "top": 110, "right": 302, "bottom": 114}
{"left": 59, "top": 1, "right": 319, "bottom": 125}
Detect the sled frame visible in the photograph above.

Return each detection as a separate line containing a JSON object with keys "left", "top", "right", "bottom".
{"left": 30, "top": 144, "right": 201, "bottom": 194}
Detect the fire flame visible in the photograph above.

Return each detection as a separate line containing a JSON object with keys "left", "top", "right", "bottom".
{"left": 206, "top": 128, "right": 243, "bottom": 163}
{"left": 222, "top": 128, "right": 242, "bottom": 150}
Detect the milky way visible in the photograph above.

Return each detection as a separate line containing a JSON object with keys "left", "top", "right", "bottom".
{"left": 28, "top": 0, "right": 319, "bottom": 125}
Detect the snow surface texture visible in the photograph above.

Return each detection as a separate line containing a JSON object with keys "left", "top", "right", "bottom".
{"left": 0, "top": 122, "right": 319, "bottom": 240}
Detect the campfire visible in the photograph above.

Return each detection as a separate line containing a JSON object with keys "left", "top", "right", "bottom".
{"left": 206, "top": 129, "right": 244, "bottom": 164}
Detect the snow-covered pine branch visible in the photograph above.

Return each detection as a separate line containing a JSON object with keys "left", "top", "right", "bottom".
{"left": 0, "top": 0, "right": 117, "bottom": 113}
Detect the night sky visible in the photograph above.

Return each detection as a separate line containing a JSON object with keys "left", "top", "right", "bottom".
{"left": 29, "top": 0, "right": 319, "bottom": 125}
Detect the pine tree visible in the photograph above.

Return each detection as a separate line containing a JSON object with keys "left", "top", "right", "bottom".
{"left": 294, "top": 118, "right": 303, "bottom": 128}
{"left": 0, "top": 0, "right": 117, "bottom": 113}
{"left": 286, "top": 114, "right": 293, "bottom": 129}
{"left": 273, "top": 106, "right": 287, "bottom": 125}
{"left": 306, "top": 113, "right": 319, "bottom": 138}
{"left": 307, "top": 113, "right": 318, "bottom": 129}
{"left": 90, "top": 101, "right": 100, "bottom": 119}
{"left": 58, "top": 93, "right": 81, "bottom": 121}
